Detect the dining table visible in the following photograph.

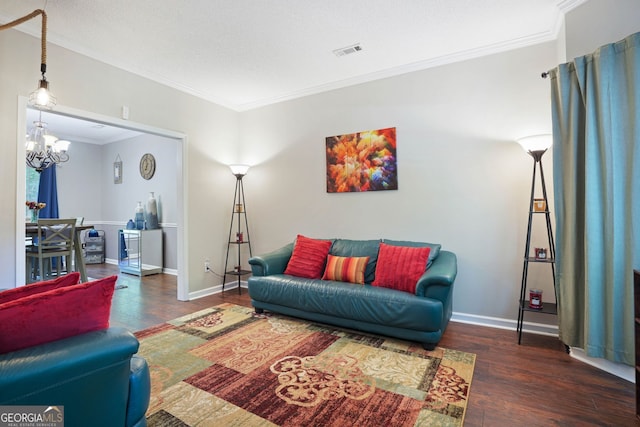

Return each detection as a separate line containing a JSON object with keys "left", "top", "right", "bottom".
{"left": 25, "top": 223, "right": 95, "bottom": 283}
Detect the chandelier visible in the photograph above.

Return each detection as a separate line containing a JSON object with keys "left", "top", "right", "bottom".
{"left": 25, "top": 110, "right": 70, "bottom": 172}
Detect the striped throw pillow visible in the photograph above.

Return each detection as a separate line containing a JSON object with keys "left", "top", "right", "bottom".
{"left": 322, "top": 255, "right": 370, "bottom": 284}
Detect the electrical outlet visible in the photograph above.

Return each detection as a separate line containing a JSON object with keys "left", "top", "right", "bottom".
{"left": 204, "top": 259, "right": 210, "bottom": 272}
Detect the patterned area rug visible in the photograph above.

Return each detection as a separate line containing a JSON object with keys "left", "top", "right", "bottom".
{"left": 136, "top": 303, "right": 476, "bottom": 426}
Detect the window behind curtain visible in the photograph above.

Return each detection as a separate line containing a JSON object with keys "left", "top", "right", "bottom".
{"left": 25, "top": 168, "right": 39, "bottom": 219}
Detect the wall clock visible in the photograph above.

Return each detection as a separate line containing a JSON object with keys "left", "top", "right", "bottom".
{"left": 139, "top": 153, "right": 156, "bottom": 180}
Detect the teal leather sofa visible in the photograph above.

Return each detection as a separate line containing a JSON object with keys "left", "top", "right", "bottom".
{"left": 0, "top": 327, "right": 150, "bottom": 427}
{"left": 248, "top": 238, "right": 457, "bottom": 349}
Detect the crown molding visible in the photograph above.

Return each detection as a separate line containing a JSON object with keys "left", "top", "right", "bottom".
{"left": 556, "top": 0, "right": 589, "bottom": 13}
{"left": 235, "top": 28, "right": 559, "bottom": 111}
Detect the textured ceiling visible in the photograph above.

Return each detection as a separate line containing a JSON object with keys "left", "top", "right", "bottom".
{"left": 1, "top": 0, "right": 582, "bottom": 114}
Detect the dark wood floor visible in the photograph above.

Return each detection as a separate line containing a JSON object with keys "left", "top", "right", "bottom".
{"left": 89, "top": 264, "right": 639, "bottom": 426}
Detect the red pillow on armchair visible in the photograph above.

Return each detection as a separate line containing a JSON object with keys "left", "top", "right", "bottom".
{"left": 0, "top": 272, "right": 80, "bottom": 305}
{"left": 0, "top": 275, "right": 117, "bottom": 353}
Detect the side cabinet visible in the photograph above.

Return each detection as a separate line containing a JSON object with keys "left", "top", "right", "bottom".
{"left": 118, "top": 229, "right": 163, "bottom": 276}
{"left": 83, "top": 230, "right": 105, "bottom": 264}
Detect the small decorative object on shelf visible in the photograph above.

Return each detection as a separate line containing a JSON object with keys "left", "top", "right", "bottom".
{"left": 533, "top": 198, "right": 547, "bottom": 211}
{"left": 535, "top": 248, "right": 547, "bottom": 260}
{"left": 529, "top": 289, "right": 543, "bottom": 309}
{"left": 236, "top": 232, "right": 243, "bottom": 243}
{"left": 235, "top": 203, "right": 244, "bottom": 213}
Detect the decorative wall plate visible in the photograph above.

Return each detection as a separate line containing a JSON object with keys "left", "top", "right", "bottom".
{"left": 139, "top": 153, "right": 156, "bottom": 180}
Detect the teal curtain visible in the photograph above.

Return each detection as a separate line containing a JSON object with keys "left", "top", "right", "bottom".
{"left": 549, "top": 32, "right": 640, "bottom": 365}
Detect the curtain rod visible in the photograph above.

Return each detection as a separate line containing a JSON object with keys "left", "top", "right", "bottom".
{"left": 541, "top": 72, "right": 549, "bottom": 79}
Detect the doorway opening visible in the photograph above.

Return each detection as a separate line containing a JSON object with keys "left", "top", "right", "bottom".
{"left": 16, "top": 98, "right": 189, "bottom": 300}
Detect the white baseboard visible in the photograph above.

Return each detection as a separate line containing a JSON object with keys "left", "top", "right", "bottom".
{"left": 104, "top": 258, "right": 176, "bottom": 275}
{"left": 568, "top": 347, "right": 634, "bottom": 383}
{"left": 451, "top": 311, "right": 634, "bottom": 383}
{"left": 188, "top": 280, "right": 248, "bottom": 300}
{"left": 451, "top": 311, "right": 559, "bottom": 336}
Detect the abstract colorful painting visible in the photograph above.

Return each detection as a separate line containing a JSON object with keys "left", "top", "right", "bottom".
{"left": 325, "top": 127, "right": 398, "bottom": 193}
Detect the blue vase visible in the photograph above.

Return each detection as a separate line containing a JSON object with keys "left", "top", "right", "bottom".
{"left": 134, "top": 202, "right": 144, "bottom": 230}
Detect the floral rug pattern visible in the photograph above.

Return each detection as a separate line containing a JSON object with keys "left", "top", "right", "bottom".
{"left": 136, "top": 303, "right": 476, "bottom": 426}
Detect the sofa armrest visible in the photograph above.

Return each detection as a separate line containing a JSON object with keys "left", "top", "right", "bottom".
{"left": 248, "top": 243, "right": 294, "bottom": 276}
{"left": 415, "top": 251, "right": 457, "bottom": 299}
{"left": 0, "top": 327, "right": 146, "bottom": 427}
{"left": 127, "top": 355, "right": 151, "bottom": 427}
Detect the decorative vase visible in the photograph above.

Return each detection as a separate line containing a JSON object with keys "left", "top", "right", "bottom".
{"left": 135, "top": 201, "right": 145, "bottom": 230}
{"left": 146, "top": 192, "right": 159, "bottom": 229}
{"left": 30, "top": 209, "right": 39, "bottom": 223}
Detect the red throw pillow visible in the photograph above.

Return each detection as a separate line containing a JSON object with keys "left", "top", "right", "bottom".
{"left": 322, "top": 255, "right": 369, "bottom": 284}
{"left": 284, "top": 235, "right": 333, "bottom": 279}
{"left": 0, "top": 275, "right": 117, "bottom": 354}
{"left": 372, "top": 243, "right": 431, "bottom": 294}
{"left": 0, "top": 272, "right": 80, "bottom": 305}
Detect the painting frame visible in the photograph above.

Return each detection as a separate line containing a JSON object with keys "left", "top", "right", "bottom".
{"left": 114, "top": 159, "right": 123, "bottom": 184}
{"left": 325, "top": 127, "right": 397, "bottom": 193}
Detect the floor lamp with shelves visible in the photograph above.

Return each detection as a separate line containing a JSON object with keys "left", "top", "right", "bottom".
{"left": 223, "top": 165, "right": 252, "bottom": 294}
{"left": 515, "top": 135, "right": 558, "bottom": 345}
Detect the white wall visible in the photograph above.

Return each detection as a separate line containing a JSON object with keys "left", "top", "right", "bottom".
{"left": 564, "top": 0, "right": 640, "bottom": 60}
{"left": 240, "top": 41, "right": 558, "bottom": 321}
{"left": 100, "top": 134, "right": 178, "bottom": 227}
{"left": 55, "top": 140, "right": 103, "bottom": 221}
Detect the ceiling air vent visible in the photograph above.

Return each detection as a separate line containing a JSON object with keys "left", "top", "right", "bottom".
{"left": 333, "top": 43, "right": 363, "bottom": 57}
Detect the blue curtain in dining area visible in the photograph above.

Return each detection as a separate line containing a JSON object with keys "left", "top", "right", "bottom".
{"left": 549, "top": 32, "right": 640, "bottom": 365}
{"left": 37, "top": 164, "right": 59, "bottom": 219}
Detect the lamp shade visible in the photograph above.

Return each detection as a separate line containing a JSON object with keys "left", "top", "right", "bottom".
{"left": 229, "top": 164, "right": 250, "bottom": 176}
{"left": 516, "top": 134, "right": 552, "bottom": 153}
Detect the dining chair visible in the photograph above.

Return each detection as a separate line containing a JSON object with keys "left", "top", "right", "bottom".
{"left": 26, "top": 218, "right": 77, "bottom": 283}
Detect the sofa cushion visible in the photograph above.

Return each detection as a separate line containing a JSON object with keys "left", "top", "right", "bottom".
{"left": 322, "top": 255, "right": 369, "bottom": 284}
{"left": 0, "top": 272, "right": 80, "bottom": 305}
{"left": 383, "top": 239, "right": 441, "bottom": 267}
{"left": 0, "top": 275, "right": 117, "bottom": 353}
{"left": 284, "top": 235, "right": 333, "bottom": 279}
{"left": 329, "top": 239, "right": 381, "bottom": 283}
{"left": 372, "top": 243, "right": 431, "bottom": 294}
{"left": 248, "top": 275, "right": 444, "bottom": 332}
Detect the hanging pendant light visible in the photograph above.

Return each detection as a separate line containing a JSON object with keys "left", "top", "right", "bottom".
{"left": 1, "top": 9, "right": 64, "bottom": 170}
{"left": 29, "top": 70, "right": 56, "bottom": 109}
{"left": 1, "top": 9, "right": 56, "bottom": 109}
